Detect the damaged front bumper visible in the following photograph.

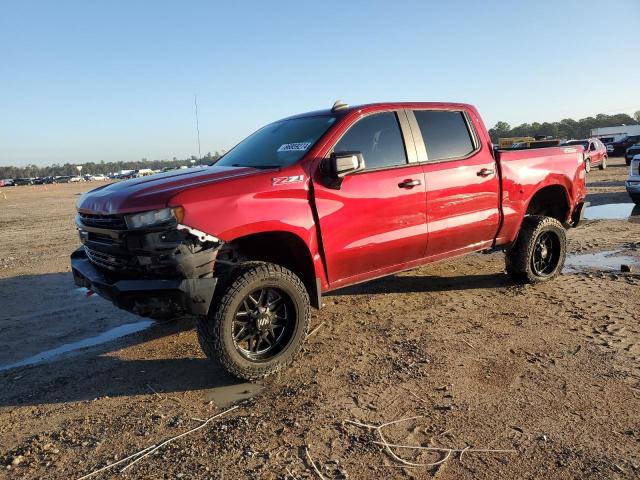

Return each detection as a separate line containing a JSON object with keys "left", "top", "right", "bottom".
{"left": 70, "top": 213, "right": 221, "bottom": 319}
{"left": 72, "top": 248, "right": 217, "bottom": 318}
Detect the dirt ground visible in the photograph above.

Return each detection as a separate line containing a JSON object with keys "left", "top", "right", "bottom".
{"left": 0, "top": 157, "right": 639, "bottom": 480}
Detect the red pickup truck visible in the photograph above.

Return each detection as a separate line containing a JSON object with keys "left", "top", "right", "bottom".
{"left": 72, "top": 101, "right": 587, "bottom": 380}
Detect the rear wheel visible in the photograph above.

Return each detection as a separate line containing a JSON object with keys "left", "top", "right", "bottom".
{"left": 631, "top": 195, "right": 640, "bottom": 206}
{"left": 584, "top": 158, "right": 591, "bottom": 173}
{"left": 505, "top": 216, "right": 566, "bottom": 284}
{"left": 196, "top": 262, "right": 310, "bottom": 380}
{"left": 599, "top": 156, "right": 607, "bottom": 170}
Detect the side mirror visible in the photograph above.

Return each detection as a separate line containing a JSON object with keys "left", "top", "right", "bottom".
{"left": 320, "top": 151, "right": 365, "bottom": 189}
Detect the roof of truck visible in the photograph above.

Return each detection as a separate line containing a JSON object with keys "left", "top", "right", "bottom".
{"left": 280, "top": 101, "right": 476, "bottom": 121}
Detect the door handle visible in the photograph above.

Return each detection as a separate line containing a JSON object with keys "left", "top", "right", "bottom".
{"left": 398, "top": 179, "right": 422, "bottom": 189}
{"left": 477, "top": 168, "right": 494, "bottom": 177}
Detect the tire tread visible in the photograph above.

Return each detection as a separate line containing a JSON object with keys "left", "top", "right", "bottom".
{"left": 505, "top": 216, "right": 566, "bottom": 284}
{"left": 196, "top": 262, "right": 310, "bottom": 381}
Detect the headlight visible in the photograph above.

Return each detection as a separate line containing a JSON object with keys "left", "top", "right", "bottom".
{"left": 125, "top": 207, "right": 184, "bottom": 229}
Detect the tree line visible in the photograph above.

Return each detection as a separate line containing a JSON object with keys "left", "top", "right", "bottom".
{"left": 488, "top": 111, "right": 640, "bottom": 143}
{"left": 0, "top": 152, "right": 222, "bottom": 179}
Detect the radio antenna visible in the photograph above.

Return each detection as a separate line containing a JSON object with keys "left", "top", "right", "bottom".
{"left": 194, "top": 94, "right": 201, "bottom": 161}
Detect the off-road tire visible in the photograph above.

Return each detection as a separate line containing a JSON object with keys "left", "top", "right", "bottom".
{"left": 505, "top": 216, "right": 567, "bottom": 284}
{"left": 196, "top": 262, "right": 310, "bottom": 381}
{"left": 599, "top": 156, "right": 607, "bottom": 170}
{"left": 631, "top": 195, "right": 640, "bottom": 206}
{"left": 585, "top": 158, "right": 591, "bottom": 173}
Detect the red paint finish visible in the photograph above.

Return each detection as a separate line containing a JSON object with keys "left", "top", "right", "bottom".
{"left": 421, "top": 155, "right": 500, "bottom": 260}
{"left": 75, "top": 102, "right": 587, "bottom": 294}
{"left": 495, "top": 146, "right": 587, "bottom": 245}
{"left": 586, "top": 138, "right": 607, "bottom": 168}
{"left": 312, "top": 164, "right": 428, "bottom": 287}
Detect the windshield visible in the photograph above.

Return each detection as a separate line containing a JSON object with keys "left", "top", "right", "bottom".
{"left": 565, "top": 140, "right": 589, "bottom": 149}
{"left": 216, "top": 115, "right": 337, "bottom": 169}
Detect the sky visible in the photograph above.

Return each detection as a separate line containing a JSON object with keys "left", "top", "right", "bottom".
{"left": 1, "top": 0, "right": 639, "bottom": 166}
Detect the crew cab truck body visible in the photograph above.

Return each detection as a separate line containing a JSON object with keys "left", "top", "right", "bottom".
{"left": 72, "top": 102, "right": 587, "bottom": 380}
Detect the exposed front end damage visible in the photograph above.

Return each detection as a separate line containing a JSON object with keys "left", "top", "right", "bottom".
{"left": 71, "top": 212, "right": 222, "bottom": 320}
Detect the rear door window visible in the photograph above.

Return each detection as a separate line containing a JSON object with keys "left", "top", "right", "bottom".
{"left": 413, "top": 110, "right": 475, "bottom": 161}
{"left": 334, "top": 112, "right": 408, "bottom": 170}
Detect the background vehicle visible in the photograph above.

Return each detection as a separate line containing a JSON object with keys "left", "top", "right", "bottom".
{"left": 564, "top": 138, "right": 607, "bottom": 171}
{"left": 625, "top": 143, "right": 640, "bottom": 166}
{"left": 0, "top": 179, "right": 15, "bottom": 187}
{"left": 13, "top": 178, "right": 34, "bottom": 186}
{"left": 606, "top": 135, "right": 640, "bottom": 157}
{"left": 71, "top": 101, "right": 587, "bottom": 380}
{"left": 626, "top": 155, "right": 640, "bottom": 205}
{"left": 134, "top": 169, "right": 154, "bottom": 177}
{"left": 498, "top": 136, "right": 535, "bottom": 149}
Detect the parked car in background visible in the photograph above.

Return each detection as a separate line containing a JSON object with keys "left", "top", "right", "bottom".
{"left": 626, "top": 154, "right": 640, "bottom": 205}
{"left": 564, "top": 138, "right": 607, "bottom": 172}
{"left": 624, "top": 143, "right": 640, "bottom": 166}
{"left": 13, "top": 178, "right": 34, "bottom": 186}
{"left": 606, "top": 135, "right": 640, "bottom": 158}
{"left": 0, "top": 179, "right": 15, "bottom": 187}
{"left": 134, "top": 169, "right": 154, "bottom": 177}
{"left": 55, "top": 176, "right": 72, "bottom": 183}
{"left": 90, "top": 174, "right": 108, "bottom": 181}
{"left": 69, "top": 176, "right": 83, "bottom": 183}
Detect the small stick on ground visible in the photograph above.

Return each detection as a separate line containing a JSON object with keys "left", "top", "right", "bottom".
{"left": 146, "top": 383, "right": 164, "bottom": 400}
{"left": 121, "top": 406, "right": 238, "bottom": 472}
{"left": 407, "top": 389, "right": 430, "bottom": 405}
{"left": 307, "top": 322, "right": 326, "bottom": 338}
{"left": 459, "top": 445, "right": 470, "bottom": 464}
{"left": 76, "top": 405, "right": 238, "bottom": 479}
{"left": 75, "top": 444, "right": 158, "bottom": 480}
{"left": 345, "top": 416, "right": 516, "bottom": 469}
{"left": 304, "top": 446, "right": 327, "bottom": 480}
{"left": 461, "top": 339, "right": 475, "bottom": 349}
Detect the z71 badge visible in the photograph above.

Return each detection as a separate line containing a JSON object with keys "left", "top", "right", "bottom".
{"left": 272, "top": 175, "right": 304, "bottom": 186}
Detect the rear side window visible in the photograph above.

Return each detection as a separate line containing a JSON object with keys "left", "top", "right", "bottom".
{"left": 414, "top": 110, "right": 475, "bottom": 161}
{"left": 334, "top": 112, "right": 408, "bottom": 170}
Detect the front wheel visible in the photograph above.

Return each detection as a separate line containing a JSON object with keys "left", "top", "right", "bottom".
{"left": 505, "top": 216, "right": 567, "bottom": 284}
{"left": 197, "top": 262, "right": 310, "bottom": 380}
{"left": 599, "top": 156, "right": 607, "bottom": 170}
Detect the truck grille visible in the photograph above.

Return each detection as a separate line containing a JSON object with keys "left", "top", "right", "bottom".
{"left": 78, "top": 213, "right": 127, "bottom": 230}
{"left": 84, "top": 246, "right": 135, "bottom": 271}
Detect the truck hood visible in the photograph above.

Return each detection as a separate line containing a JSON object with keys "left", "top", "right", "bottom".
{"left": 77, "top": 165, "right": 264, "bottom": 215}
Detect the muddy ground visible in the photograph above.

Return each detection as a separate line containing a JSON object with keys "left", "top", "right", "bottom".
{"left": 0, "top": 158, "right": 639, "bottom": 480}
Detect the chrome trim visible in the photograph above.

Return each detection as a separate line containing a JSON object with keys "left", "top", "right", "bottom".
{"left": 177, "top": 224, "right": 221, "bottom": 243}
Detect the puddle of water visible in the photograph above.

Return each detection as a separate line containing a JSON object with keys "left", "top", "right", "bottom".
{"left": 585, "top": 203, "right": 640, "bottom": 222}
{"left": 564, "top": 249, "right": 640, "bottom": 273}
{"left": 0, "top": 320, "right": 154, "bottom": 372}
{"left": 203, "top": 382, "right": 264, "bottom": 408}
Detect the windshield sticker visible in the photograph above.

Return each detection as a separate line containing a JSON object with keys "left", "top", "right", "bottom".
{"left": 277, "top": 142, "right": 311, "bottom": 152}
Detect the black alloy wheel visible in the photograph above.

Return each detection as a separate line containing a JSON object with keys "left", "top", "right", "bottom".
{"left": 197, "top": 262, "right": 310, "bottom": 380}
{"left": 531, "top": 231, "right": 560, "bottom": 277}
{"left": 232, "top": 287, "right": 294, "bottom": 361}
{"left": 505, "top": 216, "right": 567, "bottom": 284}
